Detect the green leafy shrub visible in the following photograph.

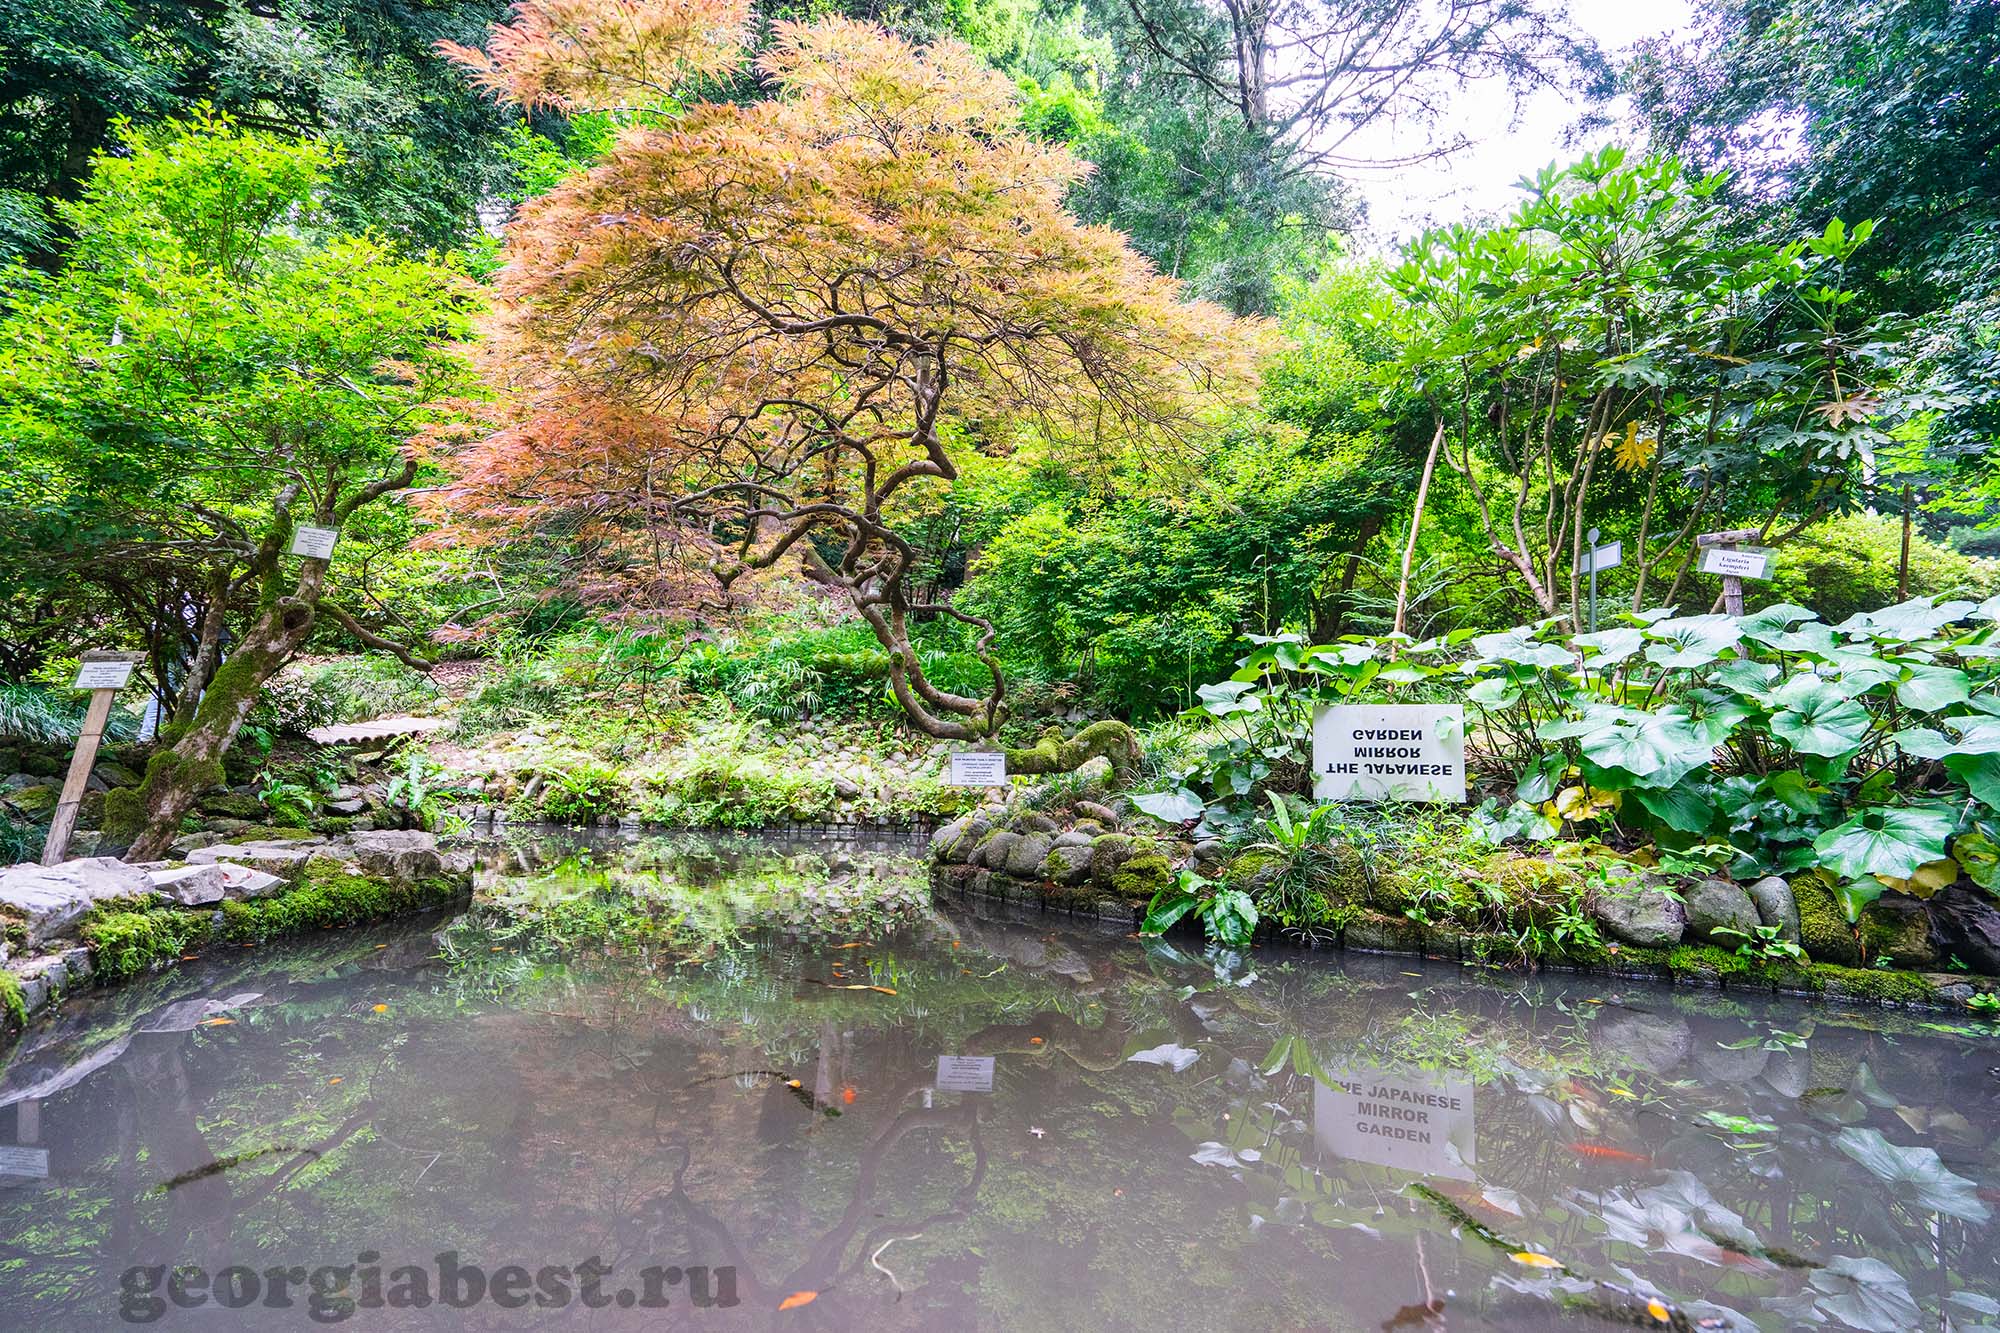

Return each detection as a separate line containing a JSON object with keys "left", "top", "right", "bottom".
{"left": 0, "top": 683, "right": 139, "bottom": 744}
{"left": 539, "top": 761, "right": 626, "bottom": 824}
{"left": 245, "top": 673, "right": 342, "bottom": 738}
{"left": 288, "top": 657, "right": 442, "bottom": 724}
{"left": 641, "top": 754, "right": 835, "bottom": 828}
{"left": 458, "top": 657, "right": 583, "bottom": 738}
{"left": 1149, "top": 594, "right": 2000, "bottom": 915}
{"left": 1762, "top": 513, "right": 2000, "bottom": 627}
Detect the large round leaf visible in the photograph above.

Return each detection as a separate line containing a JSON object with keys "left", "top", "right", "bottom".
{"left": 1642, "top": 613, "right": 1742, "bottom": 668}
{"left": 1813, "top": 805, "right": 1956, "bottom": 880}
{"left": 1769, "top": 677, "right": 1873, "bottom": 756}
{"left": 1546, "top": 705, "right": 1717, "bottom": 789}
{"left": 1836, "top": 595, "right": 1977, "bottom": 643}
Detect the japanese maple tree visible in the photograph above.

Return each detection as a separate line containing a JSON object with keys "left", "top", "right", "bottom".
{"left": 441, "top": 2, "right": 1266, "bottom": 767}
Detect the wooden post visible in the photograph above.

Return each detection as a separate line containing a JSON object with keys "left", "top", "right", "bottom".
{"left": 1696, "top": 528, "right": 1761, "bottom": 617}
{"left": 40, "top": 651, "right": 143, "bottom": 867}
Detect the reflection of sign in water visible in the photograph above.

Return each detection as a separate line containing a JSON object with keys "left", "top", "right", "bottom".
{"left": 948, "top": 752, "right": 1007, "bottom": 786}
{"left": 1314, "top": 1066, "right": 1474, "bottom": 1179}
{"left": 934, "top": 1056, "right": 995, "bottom": 1093}
{"left": 1313, "top": 705, "right": 1466, "bottom": 804}
{"left": 0, "top": 1145, "right": 49, "bottom": 1180}
{"left": 288, "top": 524, "right": 340, "bottom": 560}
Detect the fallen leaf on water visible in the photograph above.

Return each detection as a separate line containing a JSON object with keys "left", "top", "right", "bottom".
{"left": 200, "top": 1017, "right": 235, "bottom": 1027}
{"left": 180, "top": 955, "right": 199, "bottom": 961}
{"left": 786, "top": 1079, "right": 802, "bottom": 1089}
{"left": 951, "top": 940, "right": 961, "bottom": 948}
{"left": 1607, "top": 1085, "right": 1638, "bottom": 1099}
{"left": 1646, "top": 1299, "right": 1671, "bottom": 1323}
{"left": 327, "top": 1077, "right": 343, "bottom": 1085}
{"left": 841, "top": 1086, "right": 857, "bottom": 1105}
{"left": 1510, "top": 1252, "right": 1563, "bottom": 1270}
{"left": 806, "top": 981, "right": 896, "bottom": 995}
{"left": 777, "top": 1291, "right": 817, "bottom": 1311}
{"left": 1029, "top": 1036, "right": 1044, "bottom": 1045}
{"left": 371, "top": 1004, "right": 388, "bottom": 1014}
{"left": 834, "top": 942, "right": 863, "bottom": 949}
{"left": 374, "top": 944, "right": 387, "bottom": 950}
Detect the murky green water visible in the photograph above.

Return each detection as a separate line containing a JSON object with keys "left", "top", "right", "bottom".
{"left": 3, "top": 832, "right": 1999, "bottom": 1330}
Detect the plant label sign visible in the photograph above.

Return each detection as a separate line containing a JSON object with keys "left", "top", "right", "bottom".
{"left": 1579, "top": 540, "right": 1622, "bottom": 574}
{"left": 70, "top": 658, "right": 136, "bottom": 691}
{"left": 1313, "top": 1066, "right": 1475, "bottom": 1180}
{"left": 289, "top": 524, "right": 340, "bottom": 560}
{"left": 0, "top": 1145, "right": 49, "bottom": 1180}
{"left": 1700, "top": 545, "right": 1773, "bottom": 580}
{"left": 948, "top": 752, "right": 1007, "bottom": 786}
{"left": 934, "top": 1055, "right": 995, "bottom": 1093}
{"left": 1313, "top": 704, "right": 1465, "bottom": 803}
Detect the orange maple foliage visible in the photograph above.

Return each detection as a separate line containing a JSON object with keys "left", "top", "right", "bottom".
{"left": 440, "top": 0, "right": 751, "bottom": 111}
{"left": 439, "top": 3, "right": 1270, "bottom": 738}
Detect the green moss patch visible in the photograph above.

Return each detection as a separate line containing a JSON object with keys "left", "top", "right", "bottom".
{"left": 82, "top": 908, "right": 213, "bottom": 980}
{"left": 219, "top": 861, "right": 465, "bottom": 944}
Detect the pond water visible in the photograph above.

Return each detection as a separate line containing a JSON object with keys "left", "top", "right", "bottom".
{"left": 2, "top": 832, "right": 1999, "bottom": 1330}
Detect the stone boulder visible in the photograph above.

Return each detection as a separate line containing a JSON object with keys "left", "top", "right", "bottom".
{"left": 344, "top": 830, "right": 443, "bottom": 880}
{"left": 187, "top": 842, "right": 317, "bottom": 880}
{"left": 1930, "top": 884, "right": 2000, "bottom": 976}
{"left": 147, "top": 864, "right": 228, "bottom": 907}
{"left": 1591, "top": 881, "right": 1686, "bottom": 948}
{"left": 1045, "top": 843, "right": 1093, "bottom": 886}
{"left": 1744, "top": 876, "right": 1800, "bottom": 944}
{"left": 216, "top": 863, "right": 286, "bottom": 900}
{"left": 1004, "top": 832, "right": 1054, "bottom": 879}
{"left": 1075, "top": 800, "right": 1120, "bottom": 829}
{"left": 1591, "top": 1010, "right": 1692, "bottom": 1074}
{"left": 973, "top": 830, "right": 1020, "bottom": 872}
{"left": 0, "top": 858, "right": 153, "bottom": 945}
{"left": 1683, "top": 878, "right": 1761, "bottom": 945}
{"left": 1088, "top": 833, "right": 1134, "bottom": 888}
{"left": 1859, "top": 894, "right": 1939, "bottom": 970}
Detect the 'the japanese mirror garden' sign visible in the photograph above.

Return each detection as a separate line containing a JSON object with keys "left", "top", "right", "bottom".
{"left": 1313, "top": 704, "right": 1466, "bottom": 804}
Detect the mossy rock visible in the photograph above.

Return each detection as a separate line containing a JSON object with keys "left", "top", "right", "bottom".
{"left": 198, "top": 792, "right": 267, "bottom": 821}
{"left": 1222, "top": 849, "right": 1287, "bottom": 895}
{"left": 1110, "top": 851, "right": 1174, "bottom": 901}
{"left": 1089, "top": 833, "right": 1133, "bottom": 888}
{"left": 17, "top": 750, "right": 64, "bottom": 779}
{"left": 1795, "top": 876, "right": 1860, "bottom": 965}
{"left": 82, "top": 906, "right": 213, "bottom": 981}
{"left": 0, "top": 970, "right": 24, "bottom": 1028}
{"left": 3, "top": 785, "right": 58, "bottom": 817}
{"left": 1858, "top": 895, "right": 1938, "bottom": 970}
{"left": 1343, "top": 911, "right": 1426, "bottom": 954}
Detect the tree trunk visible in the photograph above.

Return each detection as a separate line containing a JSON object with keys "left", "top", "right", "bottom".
{"left": 108, "top": 569, "right": 325, "bottom": 860}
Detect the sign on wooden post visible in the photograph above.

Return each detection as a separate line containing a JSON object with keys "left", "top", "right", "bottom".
{"left": 40, "top": 651, "right": 144, "bottom": 867}
{"left": 1697, "top": 528, "right": 1770, "bottom": 616}
{"left": 1313, "top": 705, "right": 1466, "bottom": 803}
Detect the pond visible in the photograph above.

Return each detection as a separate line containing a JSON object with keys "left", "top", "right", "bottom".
{"left": 1, "top": 831, "right": 1998, "bottom": 1330}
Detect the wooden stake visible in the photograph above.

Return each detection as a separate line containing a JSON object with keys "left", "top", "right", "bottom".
{"left": 40, "top": 651, "right": 143, "bottom": 866}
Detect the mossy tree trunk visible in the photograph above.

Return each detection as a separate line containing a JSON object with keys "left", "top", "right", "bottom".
{"left": 107, "top": 464, "right": 419, "bottom": 860}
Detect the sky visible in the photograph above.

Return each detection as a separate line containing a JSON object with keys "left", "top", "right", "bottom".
{"left": 1341, "top": 0, "right": 1697, "bottom": 248}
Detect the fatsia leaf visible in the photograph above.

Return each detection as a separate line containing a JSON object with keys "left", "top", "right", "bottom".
{"left": 1571, "top": 626, "right": 1645, "bottom": 665}
{"left": 1813, "top": 806, "right": 1956, "bottom": 880}
{"left": 1628, "top": 783, "right": 1716, "bottom": 834}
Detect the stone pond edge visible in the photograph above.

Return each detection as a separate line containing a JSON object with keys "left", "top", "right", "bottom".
{"left": 927, "top": 862, "right": 2000, "bottom": 1015}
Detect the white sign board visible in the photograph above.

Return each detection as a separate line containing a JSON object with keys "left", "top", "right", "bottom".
{"left": 1314, "top": 1067, "right": 1475, "bottom": 1179}
{"left": 1579, "top": 540, "right": 1623, "bottom": 574}
{"left": 1700, "top": 545, "right": 1773, "bottom": 580}
{"left": 934, "top": 1055, "right": 995, "bottom": 1093}
{"left": 948, "top": 752, "right": 1008, "bottom": 786}
{"left": 71, "top": 659, "right": 136, "bottom": 691}
{"left": 0, "top": 1145, "right": 49, "bottom": 1179}
{"left": 1313, "top": 705, "right": 1465, "bottom": 803}
{"left": 288, "top": 525, "right": 340, "bottom": 560}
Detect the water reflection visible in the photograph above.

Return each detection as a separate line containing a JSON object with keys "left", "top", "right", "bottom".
{"left": 0, "top": 832, "right": 1996, "bottom": 1329}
